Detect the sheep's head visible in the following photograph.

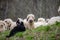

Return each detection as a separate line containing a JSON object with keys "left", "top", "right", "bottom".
{"left": 16, "top": 18, "right": 23, "bottom": 25}
{"left": 38, "top": 18, "right": 45, "bottom": 22}
{"left": 4, "top": 19, "right": 13, "bottom": 30}
{"left": 27, "top": 14, "right": 35, "bottom": 24}
{"left": 4, "top": 19, "right": 13, "bottom": 27}
{"left": 0, "top": 21, "right": 6, "bottom": 32}
{"left": 58, "top": 6, "right": 60, "bottom": 12}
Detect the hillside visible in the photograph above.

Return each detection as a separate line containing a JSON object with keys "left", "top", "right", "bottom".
{"left": 0, "top": 22, "right": 60, "bottom": 40}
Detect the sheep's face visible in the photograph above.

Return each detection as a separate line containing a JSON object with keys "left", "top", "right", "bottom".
{"left": 4, "top": 20, "right": 11, "bottom": 27}
{"left": 4, "top": 19, "right": 12, "bottom": 27}
{"left": 16, "top": 18, "right": 23, "bottom": 25}
{"left": 58, "top": 6, "right": 60, "bottom": 12}
{"left": 0, "top": 21, "right": 6, "bottom": 32}
{"left": 27, "top": 14, "right": 35, "bottom": 24}
{"left": 38, "top": 18, "right": 45, "bottom": 22}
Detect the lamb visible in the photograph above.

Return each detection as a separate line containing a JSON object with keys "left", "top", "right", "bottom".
{"left": 38, "top": 18, "right": 46, "bottom": 22}
{"left": 4, "top": 18, "right": 13, "bottom": 30}
{"left": 46, "top": 19, "right": 50, "bottom": 23}
{"left": 34, "top": 18, "right": 48, "bottom": 28}
{"left": 58, "top": 6, "right": 60, "bottom": 12}
{"left": 10, "top": 22, "right": 16, "bottom": 30}
{"left": 6, "top": 18, "right": 26, "bottom": 38}
{"left": 0, "top": 20, "right": 7, "bottom": 32}
{"left": 48, "top": 16, "right": 60, "bottom": 25}
{"left": 4, "top": 18, "right": 16, "bottom": 30}
{"left": 24, "top": 14, "right": 35, "bottom": 30}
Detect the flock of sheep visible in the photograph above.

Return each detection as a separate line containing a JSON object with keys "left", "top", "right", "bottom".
{"left": 0, "top": 14, "right": 60, "bottom": 39}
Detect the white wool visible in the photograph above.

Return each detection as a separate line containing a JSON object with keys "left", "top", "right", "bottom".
{"left": 0, "top": 20, "right": 7, "bottom": 32}
{"left": 46, "top": 19, "right": 50, "bottom": 22}
{"left": 10, "top": 22, "right": 16, "bottom": 30}
{"left": 24, "top": 14, "right": 35, "bottom": 30}
{"left": 27, "top": 14, "right": 35, "bottom": 19}
{"left": 34, "top": 22, "right": 48, "bottom": 28}
{"left": 23, "top": 19, "right": 27, "bottom": 26}
{"left": 38, "top": 18, "right": 46, "bottom": 22}
{"left": 58, "top": 6, "right": 60, "bottom": 12}
{"left": 4, "top": 18, "right": 13, "bottom": 23}
{"left": 18, "top": 18, "right": 23, "bottom": 23}
{"left": 4, "top": 18, "right": 17, "bottom": 30}
{"left": 34, "top": 18, "right": 48, "bottom": 28}
{"left": 4, "top": 18, "right": 13, "bottom": 27}
{"left": 23, "top": 19, "right": 28, "bottom": 29}
{"left": 23, "top": 19, "right": 27, "bottom": 23}
{"left": 48, "top": 16, "right": 60, "bottom": 25}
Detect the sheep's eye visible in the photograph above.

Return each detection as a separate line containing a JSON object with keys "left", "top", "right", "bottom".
{"left": 0, "top": 25, "right": 3, "bottom": 28}
{"left": 1, "top": 25, "right": 3, "bottom": 26}
{"left": 5, "top": 21, "right": 7, "bottom": 22}
{"left": 5, "top": 22, "right": 9, "bottom": 24}
{"left": 27, "top": 17, "right": 29, "bottom": 21}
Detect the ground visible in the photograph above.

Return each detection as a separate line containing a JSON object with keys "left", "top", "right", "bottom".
{"left": 0, "top": 22, "right": 60, "bottom": 40}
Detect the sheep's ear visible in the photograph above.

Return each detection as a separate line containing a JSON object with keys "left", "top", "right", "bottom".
{"left": 16, "top": 19, "right": 20, "bottom": 24}
{"left": 27, "top": 19, "right": 28, "bottom": 21}
{"left": 26, "top": 18, "right": 28, "bottom": 21}
{"left": 20, "top": 22, "right": 23, "bottom": 25}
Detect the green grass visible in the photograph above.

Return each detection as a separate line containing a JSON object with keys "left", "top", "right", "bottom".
{"left": 0, "top": 22, "right": 60, "bottom": 40}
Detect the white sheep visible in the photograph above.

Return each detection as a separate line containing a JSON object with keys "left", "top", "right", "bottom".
{"left": 48, "top": 16, "right": 60, "bottom": 25}
{"left": 58, "top": 6, "right": 60, "bottom": 12}
{"left": 24, "top": 14, "right": 35, "bottom": 30}
{"left": 0, "top": 20, "right": 7, "bottom": 32}
{"left": 34, "top": 18, "right": 48, "bottom": 28}
{"left": 4, "top": 18, "right": 16, "bottom": 30}
{"left": 38, "top": 18, "right": 46, "bottom": 22}
{"left": 10, "top": 22, "right": 16, "bottom": 30}
{"left": 46, "top": 19, "right": 50, "bottom": 23}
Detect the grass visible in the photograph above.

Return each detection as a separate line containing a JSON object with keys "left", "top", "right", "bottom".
{"left": 0, "top": 22, "right": 60, "bottom": 40}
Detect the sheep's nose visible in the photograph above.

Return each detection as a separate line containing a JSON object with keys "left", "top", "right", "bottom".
{"left": 29, "top": 20, "right": 33, "bottom": 23}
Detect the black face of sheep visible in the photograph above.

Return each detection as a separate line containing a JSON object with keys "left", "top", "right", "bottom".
{"left": 16, "top": 19, "right": 20, "bottom": 25}
{"left": 6, "top": 19, "right": 26, "bottom": 38}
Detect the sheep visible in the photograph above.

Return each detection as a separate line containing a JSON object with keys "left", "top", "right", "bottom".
{"left": 6, "top": 18, "right": 26, "bottom": 38}
{"left": 23, "top": 19, "right": 28, "bottom": 28}
{"left": 4, "top": 18, "right": 13, "bottom": 30}
{"left": 48, "top": 16, "right": 60, "bottom": 25}
{"left": 58, "top": 6, "right": 60, "bottom": 12}
{"left": 46, "top": 19, "right": 50, "bottom": 23}
{"left": 58, "top": 6, "right": 60, "bottom": 15}
{"left": 34, "top": 18, "right": 48, "bottom": 28}
{"left": 4, "top": 18, "right": 17, "bottom": 30}
{"left": 24, "top": 14, "right": 35, "bottom": 30}
{"left": 23, "top": 19, "right": 27, "bottom": 23}
{"left": 10, "top": 22, "right": 16, "bottom": 30}
{"left": 38, "top": 18, "right": 46, "bottom": 22}
{"left": 0, "top": 20, "right": 7, "bottom": 32}
{"left": 17, "top": 18, "right": 23, "bottom": 24}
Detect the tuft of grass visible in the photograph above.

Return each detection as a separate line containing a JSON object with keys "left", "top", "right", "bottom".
{"left": 15, "top": 32, "right": 24, "bottom": 37}
{"left": 0, "top": 22, "right": 60, "bottom": 40}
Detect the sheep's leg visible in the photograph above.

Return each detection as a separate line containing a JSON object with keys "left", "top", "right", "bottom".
{"left": 6, "top": 27, "right": 18, "bottom": 38}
